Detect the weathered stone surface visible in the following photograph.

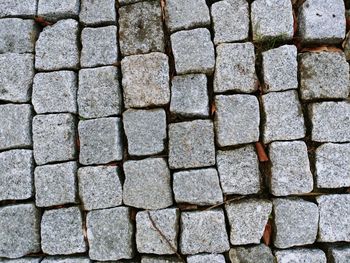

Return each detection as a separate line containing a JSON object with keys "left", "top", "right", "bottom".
{"left": 180, "top": 210, "right": 230, "bottom": 254}
{"left": 33, "top": 114, "right": 76, "bottom": 165}
{"left": 78, "top": 166, "right": 122, "bottom": 211}
{"left": 309, "top": 102, "right": 350, "bottom": 142}
{"left": 262, "top": 90, "right": 305, "bottom": 144}
{"left": 328, "top": 246, "right": 350, "bottom": 263}
{"left": 168, "top": 120, "right": 215, "bottom": 169}
{"left": 121, "top": 53, "right": 170, "bottom": 108}
{"left": 41, "top": 207, "right": 86, "bottom": 255}
{"left": 345, "top": 30, "right": 350, "bottom": 61}
{"left": 118, "top": 0, "right": 142, "bottom": 5}
{"left": 171, "top": 28, "right": 215, "bottom": 75}
{"left": 35, "top": 162, "right": 77, "bottom": 207}
{"left": 123, "top": 158, "right": 173, "bottom": 209}
{"left": 87, "top": 207, "right": 134, "bottom": 261}
{"left": 0, "top": 204, "right": 40, "bottom": 258}
{"left": 275, "top": 248, "right": 327, "bottom": 263}
{"left": 35, "top": 19, "right": 79, "bottom": 71}
{"left": 78, "top": 117, "right": 123, "bottom": 165}
{"left": 214, "top": 43, "right": 258, "bottom": 93}
{"left": 37, "top": 0, "right": 79, "bottom": 21}
{"left": 273, "top": 198, "right": 319, "bottom": 248}
{"left": 229, "top": 244, "right": 274, "bottom": 263}
{"left": 214, "top": 95, "right": 260, "bottom": 146}
{"left": 317, "top": 194, "right": 350, "bottom": 242}
{"left": 32, "top": 71, "right": 77, "bottom": 114}
{"left": 123, "top": 109, "right": 167, "bottom": 156}
{"left": 80, "top": 0, "right": 116, "bottom": 25}
{"left": 187, "top": 254, "right": 225, "bottom": 263}
{"left": 269, "top": 141, "right": 313, "bottom": 196}
{"left": 300, "top": 52, "right": 350, "bottom": 100}
{"left": 0, "top": 258, "right": 42, "bottom": 263}
{"left": 141, "top": 257, "right": 182, "bottom": 263}
{"left": 0, "top": 0, "right": 37, "bottom": 17}
{"left": 41, "top": 257, "right": 91, "bottom": 263}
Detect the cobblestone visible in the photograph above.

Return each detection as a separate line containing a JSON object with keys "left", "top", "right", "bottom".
{"left": 37, "top": 0, "right": 79, "bottom": 21}
{"left": 274, "top": 248, "right": 327, "bottom": 263}
{"left": 187, "top": 254, "right": 225, "bottom": 263}
{"left": 80, "top": 0, "right": 116, "bottom": 26}
{"left": 229, "top": 244, "right": 274, "bottom": 263}
{"left": 328, "top": 246, "right": 350, "bottom": 263}
{"left": 0, "top": 0, "right": 37, "bottom": 18}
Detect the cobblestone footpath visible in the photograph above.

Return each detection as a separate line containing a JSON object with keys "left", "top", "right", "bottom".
{"left": 0, "top": 0, "right": 350, "bottom": 262}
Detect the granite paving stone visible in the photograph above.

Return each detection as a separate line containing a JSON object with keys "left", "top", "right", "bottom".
{"left": 229, "top": 244, "right": 274, "bottom": 263}
{"left": 79, "top": 0, "right": 116, "bottom": 26}
{"left": 0, "top": 258, "right": 42, "bottom": 263}
{"left": 187, "top": 254, "right": 225, "bottom": 263}
{"left": 37, "top": 0, "right": 80, "bottom": 21}
{"left": 141, "top": 257, "right": 182, "bottom": 263}
{"left": 345, "top": 31, "right": 350, "bottom": 61}
{"left": 327, "top": 246, "right": 350, "bottom": 263}
{"left": 0, "top": 0, "right": 37, "bottom": 18}
{"left": 274, "top": 248, "right": 327, "bottom": 263}
{"left": 40, "top": 257, "right": 91, "bottom": 263}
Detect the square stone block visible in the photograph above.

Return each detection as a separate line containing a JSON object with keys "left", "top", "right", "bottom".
{"left": 80, "top": 0, "right": 116, "bottom": 25}
{"left": 229, "top": 244, "right": 274, "bottom": 263}
{"left": 327, "top": 246, "right": 350, "bottom": 263}
{"left": 275, "top": 248, "right": 326, "bottom": 263}
{"left": 37, "top": 0, "right": 79, "bottom": 21}
{"left": 0, "top": 0, "right": 37, "bottom": 18}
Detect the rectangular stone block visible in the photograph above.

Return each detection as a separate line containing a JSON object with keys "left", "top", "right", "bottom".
{"left": 327, "top": 246, "right": 350, "bottom": 263}
{"left": 275, "top": 248, "right": 326, "bottom": 263}
{"left": 187, "top": 254, "right": 225, "bottom": 263}
{"left": 0, "top": 0, "right": 37, "bottom": 18}
{"left": 37, "top": 0, "right": 79, "bottom": 21}
{"left": 80, "top": 0, "right": 116, "bottom": 25}
{"left": 41, "top": 257, "right": 91, "bottom": 263}
{"left": 229, "top": 244, "right": 274, "bottom": 263}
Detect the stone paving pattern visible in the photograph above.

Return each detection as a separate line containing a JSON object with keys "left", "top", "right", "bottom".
{"left": 0, "top": 0, "right": 350, "bottom": 262}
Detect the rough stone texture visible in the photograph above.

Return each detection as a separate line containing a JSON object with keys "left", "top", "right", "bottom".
{"left": 300, "top": 52, "right": 350, "bottom": 100}
{"left": 33, "top": 114, "right": 76, "bottom": 165}
{"left": 171, "top": 28, "right": 215, "bottom": 75}
{"left": 317, "top": 194, "right": 350, "bottom": 242}
{"left": 119, "top": 1, "right": 164, "bottom": 56}
{"left": 275, "top": 249, "right": 327, "bottom": 263}
{"left": 345, "top": 31, "right": 350, "bottom": 61}
{"left": 298, "top": 0, "right": 346, "bottom": 44}
{"left": 0, "top": 104, "right": 32, "bottom": 150}
{"left": 309, "top": 102, "right": 350, "bottom": 142}
{"left": 81, "top": 26, "right": 118, "bottom": 68}
{"left": 141, "top": 257, "right": 182, "bottom": 263}
{"left": 328, "top": 246, "right": 350, "bottom": 263}
{"left": 273, "top": 198, "right": 319, "bottom": 248}
{"left": 123, "top": 158, "right": 173, "bottom": 209}
{"left": 262, "top": 90, "right": 306, "bottom": 144}
{"left": 35, "top": 162, "right": 77, "bottom": 207}
{"left": 78, "top": 66, "right": 121, "bottom": 118}
{"left": 168, "top": 120, "right": 215, "bottom": 169}
{"left": 40, "top": 257, "right": 91, "bottom": 263}
{"left": 87, "top": 207, "right": 134, "bottom": 261}
{"left": 225, "top": 199, "right": 272, "bottom": 245}
{"left": 165, "top": 0, "right": 210, "bottom": 32}
{"left": 214, "top": 43, "right": 258, "bottom": 93}
{"left": 35, "top": 19, "right": 79, "bottom": 71}
{"left": 170, "top": 74, "right": 209, "bottom": 118}
{"left": 262, "top": 45, "right": 298, "bottom": 93}
{"left": 123, "top": 109, "right": 167, "bottom": 156}
{"left": 78, "top": 166, "right": 122, "bottom": 211}
{"left": 251, "top": 0, "right": 293, "bottom": 41}
{"left": 229, "top": 244, "right": 274, "bottom": 263}
{"left": 180, "top": 210, "right": 230, "bottom": 254}
{"left": 37, "top": 0, "right": 79, "bottom": 21}
{"left": 32, "top": 71, "right": 77, "bottom": 114}
{"left": 269, "top": 141, "right": 313, "bottom": 196}
{"left": 173, "top": 168, "right": 223, "bottom": 206}
{"left": 0, "top": 0, "right": 37, "bottom": 17}
{"left": 0, "top": 204, "right": 40, "bottom": 259}
{"left": 214, "top": 95, "right": 260, "bottom": 147}
{"left": 80, "top": 0, "right": 116, "bottom": 25}
{"left": 217, "top": 145, "right": 260, "bottom": 195}
{"left": 121, "top": 53, "right": 170, "bottom": 108}
{"left": 187, "top": 254, "right": 225, "bottom": 263}
{"left": 0, "top": 258, "right": 42, "bottom": 263}
{"left": 78, "top": 117, "right": 123, "bottom": 165}
{"left": 0, "top": 53, "right": 34, "bottom": 102}
{"left": 136, "top": 209, "right": 179, "bottom": 255}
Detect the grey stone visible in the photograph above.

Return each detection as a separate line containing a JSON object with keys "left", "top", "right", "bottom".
{"left": 214, "top": 43, "right": 258, "bottom": 93}
{"left": 171, "top": 28, "right": 215, "bottom": 75}
{"left": 41, "top": 207, "right": 86, "bottom": 255}
{"left": 123, "top": 158, "right": 173, "bottom": 209}
{"left": 32, "top": 71, "right": 77, "bottom": 114}
{"left": 119, "top": 1, "right": 164, "bottom": 56}
{"left": 300, "top": 52, "right": 350, "bottom": 100}
{"left": 80, "top": 0, "right": 116, "bottom": 25}
{"left": 214, "top": 95, "right": 260, "bottom": 147}
{"left": 180, "top": 210, "right": 230, "bottom": 254}
{"left": 225, "top": 199, "right": 272, "bottom": 245}
{"left": 0, "top": 150, "right": 33, "bottom": 201}
{"left": 229, "top": 244, "right": 274, "bottom": 263}
{"left": 141, "top": 257, "right": 182, "bottom": 263}
{"left": 78, "top": 66, "right": 121, "bottom": 118}
{"left": 262, "top": 90, "right": 306, "bottom": 144}
{"left": 37, "top": 0, "right": 79, "bottom": 21}
{"left": 123, "top": 108, "right": 166, "bottom": 156}
{"left": 121, "top": 52, "right": 170, "bottom": 108}
{"left": 41, "top": 257, "right": 91, "bottom": 263}
{"left": 168, "top": 120, "right": 215, "bottom": 169}
{"left": 34, "top": 162, "right": 77, "bottom": 207}
{"left": 78, "top": 166, "right": 122, "bottom": 211}
{"left": 275, "top": 249, "right": 327, "bottom": 263}
{"left": 269, "top": 141, "right": 313, "bottom": 196}
{"left": 136, "top": 209, "right": 179, "bottom": 254}
{"left": 298, "top": 0, "right": 346, "bottom": 44}
{"left": 0, "top": 104, "right": 32, "bottom": 150}
{"left": 0, "top": 204, "right": 40, "bottom": 258}
{"left": 317, "top": 194, "right": 350, "bottom": 242}
{"left": 78, "top": 117, "right": 123, "bottom": 165}
{"left": 173, "top": 168, "right": 223, "bottom": 206}
{"left": 309, "top": 102, "right": 350, "bottom": 142}
{"left": 251, "top": 0, "right": 293, "bottom": 41}
{"left": 81, "top": 26, "right": 118, "bottom": 68}
{"left": 273, "top": 198, "right": 319, "bottom": 248}
{"left": 217, "top": 145, "right": 261, "bottom": 195}
{"left": 35, "top": 19, "right": 79, "bottom": 71}
{"left": 87, "top": 207, "right": 134, "bottom": 261}
{"left": 187, "top": 254, "right": 225, "bottom": 263}
{"left": 262, "top": 45, "right": 298, "bottom": 93}
{"left": 0, "top": 53, "right": 34, "bottom": 102}
{"left": 165, "top": 0, "right": 210, "bottom": 32}
{"left": 328, "top": 246, "right": 350, "bottom": 263}
{"left": 211, "top": 0, "right": 249, "bottom": 45}
{"left": 170, "top": 74, "right": 209, "bottom": 118}
{"left": 118, "top": 0, "right": 142, "bottom": 5}
{"left": 345, "top": 31, "right": 350, "bottom": 61}
{"left": 0, "top": 0, "right": 37, "bottom": 18}
{"left": 0, "top": 258, "right": 42, "bottom": 263}
{"left": 33, "top": 114, "right": 76, "bottom": 165}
